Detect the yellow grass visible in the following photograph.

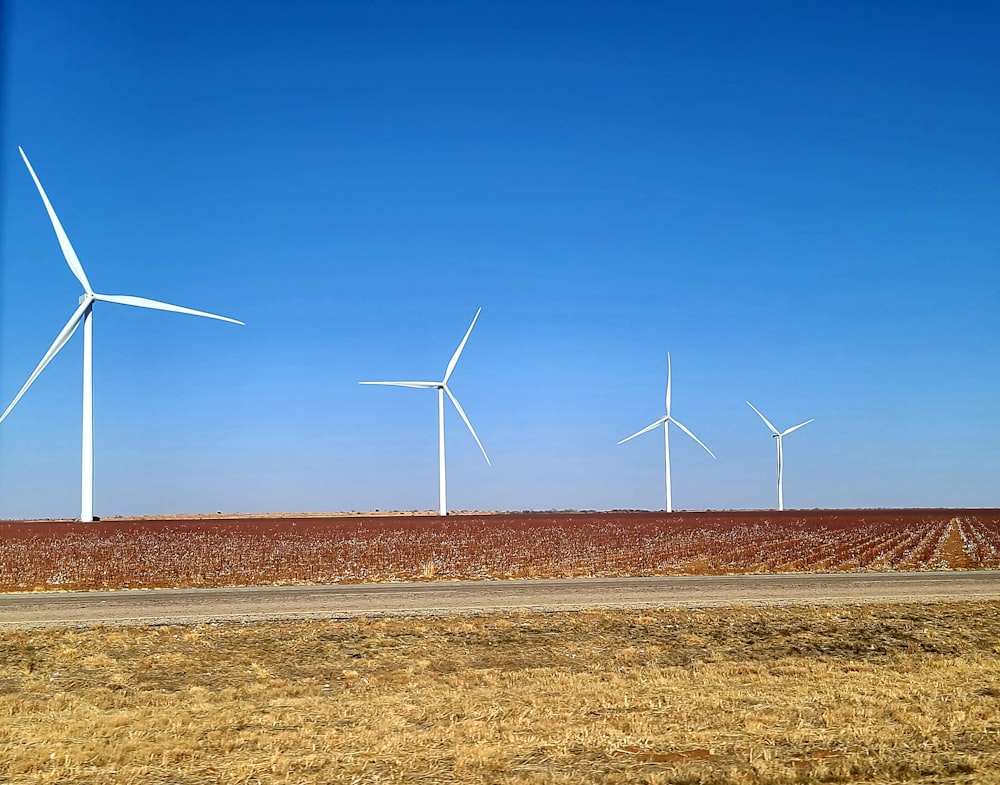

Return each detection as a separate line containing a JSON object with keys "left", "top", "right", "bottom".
{"left": 3, "top": 602, "right": 1000, "bottom": 783}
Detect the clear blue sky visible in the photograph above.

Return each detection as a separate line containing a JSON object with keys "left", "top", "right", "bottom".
{"left": 1, "top": 0, "right": 997, "bottom": 518}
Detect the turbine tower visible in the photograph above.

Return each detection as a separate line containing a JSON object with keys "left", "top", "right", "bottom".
{"left": 746, "top": 401, "right": 814, "bottom": 511}
{"left": 360, "top": 308, "right": 489, "bottom": 516}
{"left": 618, "top": 353, "right": 715, "bottom": 512}
{"left": 0, "top": 147, "right": 244, "bottom": 522}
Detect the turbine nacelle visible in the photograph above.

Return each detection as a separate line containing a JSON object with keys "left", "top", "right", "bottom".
{"left": 359, "top": 309, "right": 490, "bottom": 515}
{"left": 618, "top": 352, "right": 715, "bottom": 513}
{"left": 747, "top": 401, "right": 814, "bottom": 511}
{"left": 2, "top": 147, "right": 244, "bottom": 520}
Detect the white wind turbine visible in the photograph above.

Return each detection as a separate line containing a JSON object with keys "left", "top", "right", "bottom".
{"left": 0, "top": 147, "right": 243, "bottom": 522}
{"left": 618, "top": 353, "right": 715, "bottom": 512}
{"left": 746, "top": 402, "right": 814, "bottom": 511}
{"left": 360, "top": 308, "right": 490, "bottom": 516}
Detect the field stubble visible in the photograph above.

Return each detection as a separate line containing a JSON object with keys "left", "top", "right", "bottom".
{"left": 2, "top": 602, "right": 1000, "bottom": 784}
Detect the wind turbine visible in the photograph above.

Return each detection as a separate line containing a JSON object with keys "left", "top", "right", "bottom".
{"left": 0, "top": 147, "right": 243, "bottom": 522}
{"left": 746, "top": 402, "right": 814, "bottom": 511}
{"left": 360, "top": 308, "right": 490, "bottom": 516}
{"left": 618, "top": 353, "right": 715, "bottom": 512}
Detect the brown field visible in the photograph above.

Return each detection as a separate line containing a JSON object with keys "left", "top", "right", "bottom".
{"left": 1, "top": 509, "right": 998, "bottom": 593}
{"left": 4, "top": 511, "right": 1000, "bottom": 783}
{"left": 2, "top": 601, "right": 1000, "bottom": 784}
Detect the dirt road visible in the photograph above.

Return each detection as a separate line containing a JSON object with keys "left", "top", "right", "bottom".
{"left": 2, "top": 571, "right": 999, "bottom": 628}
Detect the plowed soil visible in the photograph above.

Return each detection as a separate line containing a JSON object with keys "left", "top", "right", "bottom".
{"left": 1, "top": 508, "right": 997, "bottom": 592}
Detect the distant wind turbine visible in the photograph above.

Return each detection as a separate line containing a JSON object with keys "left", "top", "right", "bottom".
{"left": 360, "top": 308, "right": 490, "bottom": 516}
{"left": 746, "top": 402, "right": 814, "bottom": 511}
{"left": 618, "top": 353, "right": 715, "bottom": 512}
{"left": 0, "top": 147, "right": 244, "bottom": 522}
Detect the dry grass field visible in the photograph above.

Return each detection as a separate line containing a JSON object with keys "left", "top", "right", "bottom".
{"left": 3, "top": 601, "right": 1000, "bottom": 784}
{"left": 2, "top": 509, "right": 998, "bottom": 592}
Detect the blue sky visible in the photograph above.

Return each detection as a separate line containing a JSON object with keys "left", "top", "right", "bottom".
{"left": 1, "top": 0, "right": 998, "bottom": 518}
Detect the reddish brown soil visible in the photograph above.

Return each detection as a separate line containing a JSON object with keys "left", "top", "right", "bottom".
{"left": 1, "top": 509, "right": 997, "bottom": 592}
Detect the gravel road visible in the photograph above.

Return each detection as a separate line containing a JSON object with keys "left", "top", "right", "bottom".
{"left": 2, "top": 571, "right": 998, "bottom": 629}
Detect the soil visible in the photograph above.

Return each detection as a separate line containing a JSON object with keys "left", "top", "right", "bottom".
{"left": 1, "top": 508, "right": 997, "bottom": 592}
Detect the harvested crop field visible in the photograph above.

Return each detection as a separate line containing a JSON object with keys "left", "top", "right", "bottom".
{"left": 2, "top": 509, "right": 998, "bottom": 592}
{"left": 2, "top": 602, "right": 1000, "bottom": 784}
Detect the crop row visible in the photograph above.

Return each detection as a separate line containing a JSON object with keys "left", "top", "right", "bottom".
{"left": 0, "top": 512, "right": 997, "bottom": 592}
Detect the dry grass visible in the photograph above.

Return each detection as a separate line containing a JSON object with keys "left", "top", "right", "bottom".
{"left": 3, "top": 601, "right": 1000, "bottom": 783}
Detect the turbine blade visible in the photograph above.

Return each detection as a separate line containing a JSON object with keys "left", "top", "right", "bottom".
{"left": 19, "top": 147, "right": 93, "bottom": 294}
{"left": 358, "top": 381, "right": 439, "bottom": 388}
{"left": 443, "top": 385, "right": 490, "bottom": 465}
{"left": 781, "top": 418, "right": 815, "bottom": 437}
{"left": 443, "top": 307, "right": 482, "bottom": 384}
{"left": 96, "top": 294, "right": 244, "bottom": 325}
{"left": 746, "top": 401, "right": 779, "bottom": 435}
{"left": 0, "top": 301, "right": 88, "bottom": 424}
{"left": 668, "top": 417, "right": 717, "bottom": 459}
{"left": 617, "top": 416, "right": 668, "bottom": 445}
{"left": 665, "top": 352, "right": 672, "bottom": 416}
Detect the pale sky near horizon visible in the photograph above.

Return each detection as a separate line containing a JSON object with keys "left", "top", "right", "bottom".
{"left": 1, "top": 0, "right": 998, "bottom": 519}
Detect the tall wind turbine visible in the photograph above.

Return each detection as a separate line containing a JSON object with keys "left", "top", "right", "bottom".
{"left": 618, "top": 353, "right": 715, "bottom": 512}
{"left": 746, "top": 402, "right": 814, "bottom": 511}
{"left": 360, "top": 308, "right": 490, "bottom": 516}
{"left": 0, "top": 147, "right": 244, "bottom": 522}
